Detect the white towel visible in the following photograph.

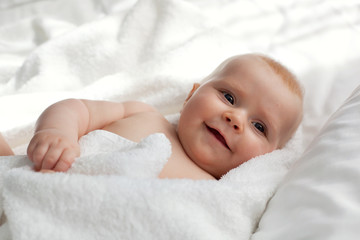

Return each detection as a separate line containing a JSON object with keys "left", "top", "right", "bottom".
{"left": 0, "top": 128, "right": 302, "bottom": 240}
{"left": 71, "top": 130, "right": 171, "bottom": 178}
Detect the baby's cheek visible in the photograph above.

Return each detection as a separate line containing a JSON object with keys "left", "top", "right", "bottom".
{"left": 238, "top": 143, "right": 268, "bottom": 162}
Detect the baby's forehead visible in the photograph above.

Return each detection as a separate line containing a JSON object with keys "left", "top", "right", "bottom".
{"left": 213, "top": 56, "right": 276, "bottom": 86}
{"left": 214, "top": 56, "right": 276, "bottom": 84}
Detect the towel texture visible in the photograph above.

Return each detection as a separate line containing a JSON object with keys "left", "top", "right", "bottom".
{"left": 0, "top": 128, "right": 301, "bottom": 240}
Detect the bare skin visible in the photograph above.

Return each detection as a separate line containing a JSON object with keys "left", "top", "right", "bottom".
{"left": 4, "top": 54, "right": 302, "bottom": 180}
{"left": 0, "top": 133, "right": 13, "bottom": 156}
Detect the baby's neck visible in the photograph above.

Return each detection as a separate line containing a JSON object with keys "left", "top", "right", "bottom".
{"left": 158, "top": 128, "right": 216, "bottom": 180}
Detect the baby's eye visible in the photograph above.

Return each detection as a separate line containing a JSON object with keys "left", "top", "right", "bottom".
{"left": 252, "top": 122, "right": 265, "bottom": 134}
{"left": 223, "top": 92, "right": 234, "bottom": 105}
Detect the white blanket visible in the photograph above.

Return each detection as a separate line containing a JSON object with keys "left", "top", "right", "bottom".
{"left": 0, "top": 130, "right": 301, "bottom": 240}
{"left": 1, "top": 0, "right": 360, "bottom": 239}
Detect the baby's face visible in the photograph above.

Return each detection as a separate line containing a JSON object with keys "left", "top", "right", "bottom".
{"left": 177, "top": 55, "right": 302, "bottom": 179}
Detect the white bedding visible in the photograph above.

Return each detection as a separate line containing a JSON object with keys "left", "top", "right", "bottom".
{"left": 1, "top": 0, "right": 360, "bottom": 239}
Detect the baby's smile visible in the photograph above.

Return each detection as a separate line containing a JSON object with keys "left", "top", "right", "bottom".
{"left": 205, "top": 124, "right": 231, "bottom": 150}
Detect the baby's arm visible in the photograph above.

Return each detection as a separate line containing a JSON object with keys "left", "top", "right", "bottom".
{"left": 27, "top": 99, "right": 155, "bottom": 171}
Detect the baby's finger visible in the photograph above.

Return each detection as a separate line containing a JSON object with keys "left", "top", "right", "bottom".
{"left": 41, "top": 144, "right": 64, "bottom": 170}
{"left": 26, "top": 140, "right": 35, "bottom": 156}
{"left": 28, "top": 142, "right": 50, "bottom": 170}
{"left": 27, "top": 139, "right": 39, "bottom": 160}
{"left": 52, "top": 149, "right": 77, "bottom": 172}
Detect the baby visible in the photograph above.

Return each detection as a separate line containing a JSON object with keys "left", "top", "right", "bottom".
{"left": 1, "top": 54, "right": 303, "bottom": 180}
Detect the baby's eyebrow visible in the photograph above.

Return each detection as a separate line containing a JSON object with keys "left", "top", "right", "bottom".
{"left": 221, "top": 78, "right": 246, "bottom": 97}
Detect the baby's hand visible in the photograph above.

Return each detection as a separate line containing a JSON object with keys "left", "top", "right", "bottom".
{"left": 27, "top": 129, "right": 80, "bottom": 172}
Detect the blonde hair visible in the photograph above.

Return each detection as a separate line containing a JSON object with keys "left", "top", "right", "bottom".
{"left": 256, "top": 54, "right": 303, "bottom": 100}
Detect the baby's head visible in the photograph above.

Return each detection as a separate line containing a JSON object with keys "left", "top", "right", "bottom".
{"left": 177, "top": 54, "right": 303, "bottom": 179}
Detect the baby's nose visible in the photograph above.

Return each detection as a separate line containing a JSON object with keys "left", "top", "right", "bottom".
{"left": 223, "top": 111, "right": 244, "bottom": 133}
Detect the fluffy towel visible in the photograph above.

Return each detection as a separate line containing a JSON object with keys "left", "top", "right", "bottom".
{"left": 0, "top": 129, "right": 302, "bottom": 240}
{"left": 71, "top": 130, "right": 171, "bottom": 178}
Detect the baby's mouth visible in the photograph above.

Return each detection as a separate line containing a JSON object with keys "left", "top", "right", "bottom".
{"left": 206, "top": 125, "right": 230, "bottom": 150}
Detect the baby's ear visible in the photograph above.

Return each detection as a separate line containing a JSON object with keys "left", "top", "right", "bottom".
{"left": 184, "top": 83, "right": 200, "bottom": 103}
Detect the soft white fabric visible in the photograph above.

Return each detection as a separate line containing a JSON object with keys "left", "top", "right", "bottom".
{"left": 72, "top": 131, "right": 171, "bottom": 177}
{"left": 0, "top": 129, "right": 301, "bottom": 240}
{"left": 1, "top": 0, "right": 360, "bottom": 239}
{"left": 251, "top": 86, "right": 360, "bottom": 240}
